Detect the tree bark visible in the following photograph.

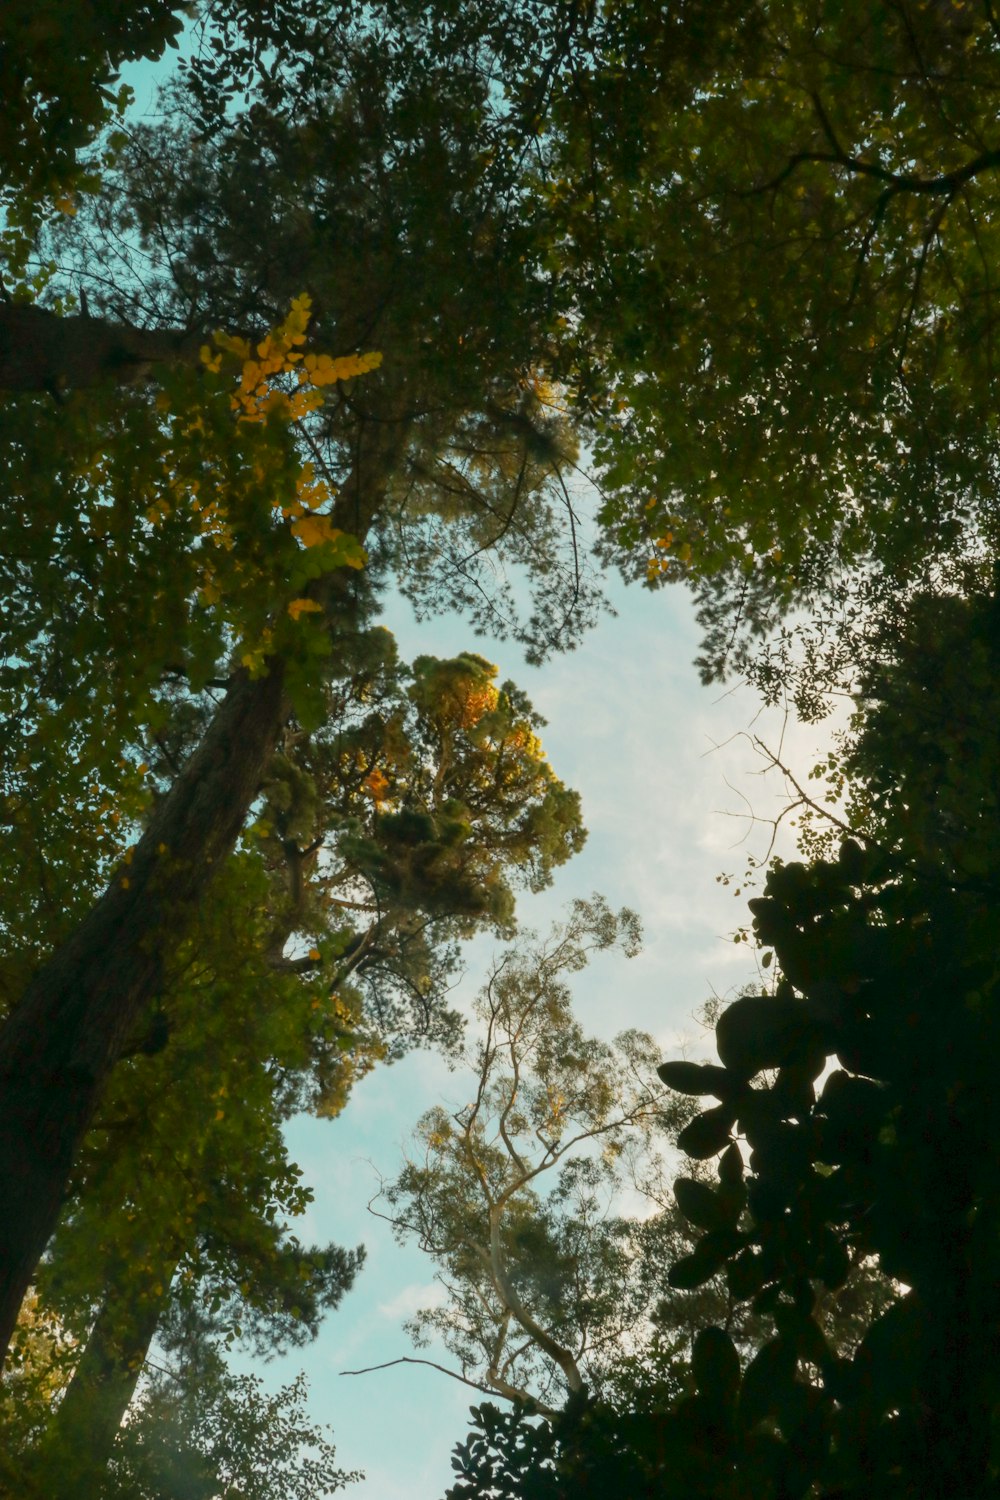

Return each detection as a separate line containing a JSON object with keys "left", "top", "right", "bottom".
{"left": 0, "top": 663, "right": 289, "bottom": 1367}
{"left": 0, "top": 304, "right": 202, "bottom": 392}
{"left": 34, "top": 1255, "right": 175, "bottom": 1500}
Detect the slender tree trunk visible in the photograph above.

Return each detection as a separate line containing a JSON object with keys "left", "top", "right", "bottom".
{"left": 0, "top": 663, "right": 289, "bottom": 1367}
{"left": 488, "top": 1205, "right": 584, "bottom": 1394}
{"left": 35, "top": 1254, "right": 176, "bottom": 1500}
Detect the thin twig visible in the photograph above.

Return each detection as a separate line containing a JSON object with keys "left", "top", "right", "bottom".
{"left": 338, "top": 1354, "right": 555, "bottom": 1414}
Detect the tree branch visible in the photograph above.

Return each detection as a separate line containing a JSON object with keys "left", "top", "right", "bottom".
{"left": 338, "top": 1355, "right": 557, "bottom": 1416}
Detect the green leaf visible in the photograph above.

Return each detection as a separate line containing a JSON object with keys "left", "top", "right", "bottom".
{"left": 726, "top": 1247, "right": 769, "bottom": 1303}
{"left": 667, "top": 1228, "right": 745, "bottom": 1290}
{"left": 692, "top": 1326, "right": 741, "bottom": 1407}
{"left": 740, "top": 1338, "right": 798, "bottom": 1429}
{"left": 718, "top": 1142, "right": 745, "bottom": 1186}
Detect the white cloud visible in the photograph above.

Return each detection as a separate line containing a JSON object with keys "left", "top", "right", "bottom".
{"left": 377, "top": 1279, "right": 447, "bottom": 1321}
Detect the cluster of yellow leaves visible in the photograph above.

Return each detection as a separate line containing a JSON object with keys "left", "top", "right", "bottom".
{"left": 300, "top": 350, "right": 384, "bottom": 386}
{"left": 3, "top": 1294, "right": 74, "bottom": 1396}
{"left": 201, "top": 294, "right": 381, "bottom": 428}
{"left": 503, "top": 724, "right": 545, "bottom": 760}
{"left": 285, "top": 460, "right": 332, "bottom": 513}
{"left": 135, "top": 296, "right": 381, "bottom": 678}
{"left": 281, "top": 460, "right": 363, "bottom": 559}
{"left": 290, "top": 512, "right": 345, "bottom": 550}
{"left": 191, "top": 494, "right": 236, "bottom": 552}
{"left": 287, "top": 597, "right": 324, "bottom": 622}
{"left": 240, "top": 627, "right": 274, "bottom": 676}
{"left": 363, "top": 767, "right": 391, "bottom": 805}
{"left": 646, "top": 528, "right": 693, "bottom": 579}
{"left": 199, "top": 295, "right": 377, "bottom": 560}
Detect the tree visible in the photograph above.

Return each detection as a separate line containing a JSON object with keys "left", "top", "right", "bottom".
{"left": 21, "top": 1297, "right": 362, "bottom": 1500}
{"left": 442, "top": 570, "right": 999, "bottom": 1497}
{"left": 537, "top": 1, "right": 1000, "bottom": 686}
{"left": 646, "top": 590, "right": 1000, "bottom": 1498}
{"left": 0, "top": 1, "right": 180, "bottom": 278}
{"left": 107, "top": 1365, "right": 359, "bottom": 1500}
{"left": 0, "top": 0, "right": 605, "bottom": 1363}
{"left": 14, "top": 0, "right": 1000, "bottom": 1455}
{"left": 424, "top": 964, "right": 891, "bottom": 1500}
{"left": 370, "top": 899, "right": 810, "bottom": 1427}
{"left": 371, "top": 898, "right": 694, "bottom": 1412}
{"left": 0, "top": 1, "right": 361, "bottom": 295}
{"left": 0, "top": 632, "right": 584, "bottom": 1495}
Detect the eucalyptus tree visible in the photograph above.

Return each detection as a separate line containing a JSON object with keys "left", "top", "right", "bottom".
{"left": 375, "top": 898, "right": 720, "bottom": 1414}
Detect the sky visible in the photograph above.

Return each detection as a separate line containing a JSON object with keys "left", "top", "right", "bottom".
{"left": 252, "top": 565, "right": 837, "bottom": 1499}
{"left": 113, "top": 41, "right": 842, "bottom": 1500}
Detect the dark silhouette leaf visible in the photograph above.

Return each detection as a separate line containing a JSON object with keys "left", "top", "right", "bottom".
{"left": 676, "top": 1104, "right": 736, "bottom": 1160}
{"left": 716, "top": 996, "right": 828, "bottom": 1079}
{"left": 674, "top": 1177, "right": 732, "bottom": 1231}
{"left": 692, "top": 1326, "right": 741, "bottom": 1406}
{"left": 657, "top": 1060, "right": 738, "bottom": 1098}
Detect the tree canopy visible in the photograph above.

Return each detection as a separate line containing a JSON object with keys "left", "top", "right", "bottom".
{"left": 374, "top": 899, "right": 693, "bottom": 1413}
{"left": 0, "top": 2, "right": 609, "bottom": 1483}
{"left": 544, "top": 1, "right": 1000, "bottom": 687}
{"left": 6, "top": 0, "right": 1000, "bottom": 1495}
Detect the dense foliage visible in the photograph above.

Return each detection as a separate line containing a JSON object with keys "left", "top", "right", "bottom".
{"left": 5, "top": 1, "right": 1000, "bottom": 1496}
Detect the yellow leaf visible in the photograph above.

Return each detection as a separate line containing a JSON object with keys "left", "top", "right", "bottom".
{"left": 309, "top": 947, "right": 322, "bottom": 960}
{"left": 54, "top": 195, "right": 77, "bottom": 216}
{"left": 291, "top": 513, "right": 342, "bottom": 548}
{"left": 287, "top": 597, "right": 323, "bottom": 620}
{"left": 303, "top": 350, "right": 383, "bottom": 386}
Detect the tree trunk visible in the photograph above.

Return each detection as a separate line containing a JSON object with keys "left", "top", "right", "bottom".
{"left": 0, "top": 408, "right": 410, "bottom": 1369}
{"left": 0, "top": 662, "right": 289, "bottom": 1368}
{"left": 34, "top": 1255, "right": 176, "bottom": 1500}
{"left": 488, "top": 1205, "right": 584, "bottom": 1395}
{"left": 0, "top": 304, "right": 202, "bottom": 392}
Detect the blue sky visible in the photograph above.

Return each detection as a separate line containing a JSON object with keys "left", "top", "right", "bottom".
{"left": 256, "top": 566, "right": 835, "bottom": 1498}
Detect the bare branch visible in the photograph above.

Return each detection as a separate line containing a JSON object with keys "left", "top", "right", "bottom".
{"left": 338, "top": 1355, "right": 555, "bottom": 1414}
